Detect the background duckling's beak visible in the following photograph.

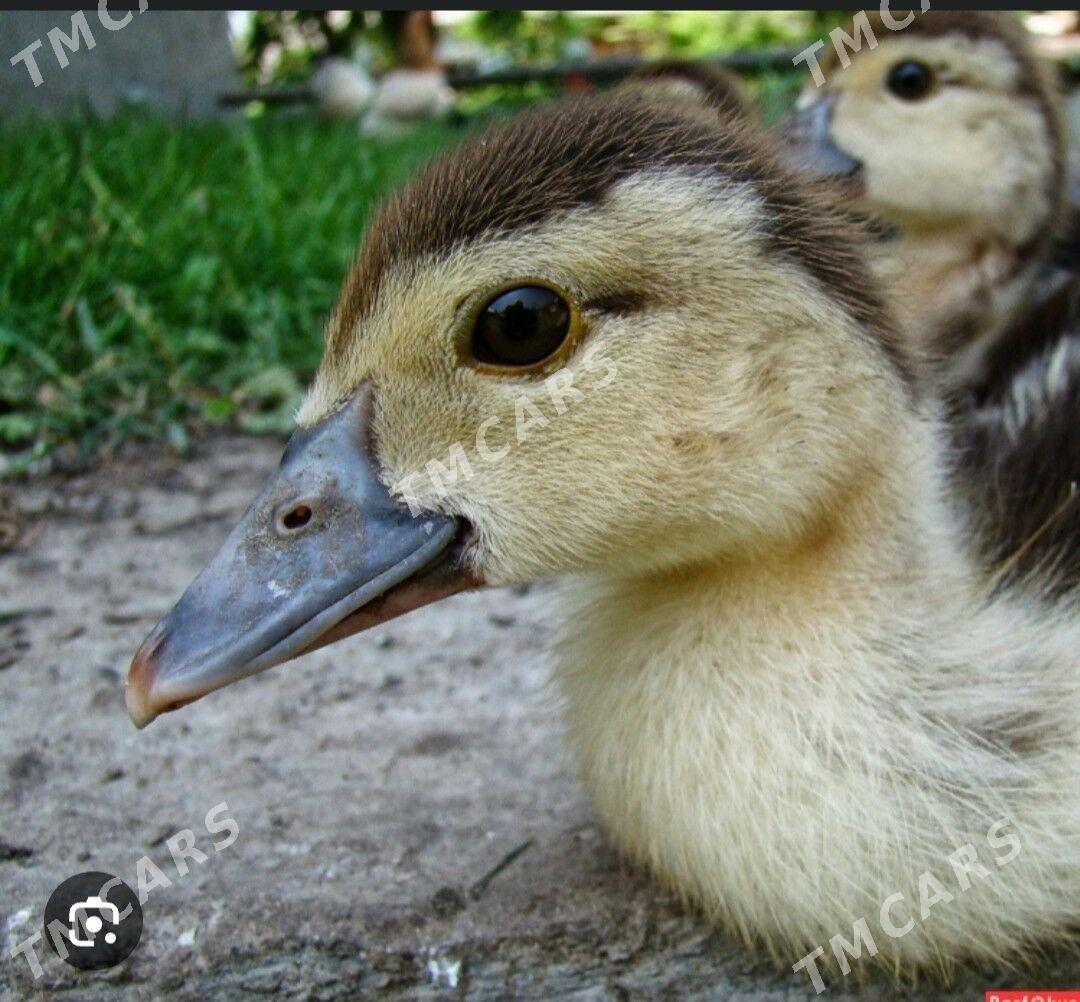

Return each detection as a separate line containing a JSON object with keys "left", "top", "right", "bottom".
{"left": 125, "top": 383, "right": 475, "bottom": 728}
{"left": 780, "top": 95, "right": 864, "bottom": 190}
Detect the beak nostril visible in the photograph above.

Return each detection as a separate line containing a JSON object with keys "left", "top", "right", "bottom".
{"left": 278, "top": 503, "right": 313, "bottom": 533}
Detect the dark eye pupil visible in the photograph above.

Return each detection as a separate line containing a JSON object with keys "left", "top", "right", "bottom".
{"left": 472, "top": 286, "right": 571, "bottom": 366}
{"left": 887, "top": 60, "right": 933, "bottom": 101}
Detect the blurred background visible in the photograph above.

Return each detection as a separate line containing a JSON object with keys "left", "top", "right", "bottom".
{"left": 1, "top": 9, "right": 1077, "bottom": 490}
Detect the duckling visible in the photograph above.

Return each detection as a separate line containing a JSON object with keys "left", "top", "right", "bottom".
{"left": 784, "top": 12, "right": 1080, "bottom": 593}
{"left": 126, "top": 92, "right": 1080, "bottom": 983}
{"left": 784, "top": 11, "right": 1072, "bottom": 388}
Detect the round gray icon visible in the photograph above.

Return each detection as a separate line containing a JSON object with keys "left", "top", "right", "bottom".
{"left": 43, "top": 871, "right": 142, "bottom": 971}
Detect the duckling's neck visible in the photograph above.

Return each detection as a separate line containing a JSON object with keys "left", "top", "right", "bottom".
{"left": 558, "top": 415, "right": 963, "bottom": 731}
{"left": 552, "top": 415, "right": 1029, "bottom": 958}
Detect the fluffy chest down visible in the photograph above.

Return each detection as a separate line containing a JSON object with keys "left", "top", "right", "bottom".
{"left": 553, "top": 565, "right": 1078, "bottom": 973}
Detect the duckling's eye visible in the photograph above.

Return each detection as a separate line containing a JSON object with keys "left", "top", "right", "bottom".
{"left": 886, "top": 60, "right": 934, "bottom": 101}
{"left": 471, "top": 286, "right": 571, "bottom": 367}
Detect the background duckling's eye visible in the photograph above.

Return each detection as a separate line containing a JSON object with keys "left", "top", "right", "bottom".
{"left": 886, "top": 60, "right": 934, "bottom": 101}
{"left": 471, "top": 286, "right": 571, "bottom": 367}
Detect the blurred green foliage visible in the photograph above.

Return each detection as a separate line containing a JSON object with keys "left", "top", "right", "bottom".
{"left": 461, "top": 11, "right": 589, "bottom": 63}
{"left": 603, "top": 10, "right": 850, "bottom": 57}
{"left": 238, "top": 10, "right": 852, "bottom": 85}
{"left": 238, "top": 11, "right": 419, "bottom": 85}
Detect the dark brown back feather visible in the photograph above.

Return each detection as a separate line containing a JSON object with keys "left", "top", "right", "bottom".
{"left": 953, "top": 276, "right": 1080, "bottom": 597}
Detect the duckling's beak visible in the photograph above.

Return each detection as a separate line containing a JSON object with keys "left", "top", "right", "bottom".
{"left": 125, "top": 383, "right": 476, "bottom": 728}
{"left": 780, "top": 95, "right": 864, "bottom": 190}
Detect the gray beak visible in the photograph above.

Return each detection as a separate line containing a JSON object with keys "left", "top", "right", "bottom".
{"left": 126, "top": 383, "right": 474, "bottom": 728}
{"left": 780, "top": 95, "right": 864, "bottom": 188}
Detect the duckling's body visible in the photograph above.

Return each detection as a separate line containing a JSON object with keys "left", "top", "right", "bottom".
{"left": 561, "top": 418, "right": 1080, "bottom": 976}
{"left": 129, "top": 91, "right": 1080, "bottom": 985}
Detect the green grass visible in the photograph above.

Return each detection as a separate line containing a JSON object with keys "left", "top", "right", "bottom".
{"left": 0, "top": 114, "right": 460, "bottom": 472}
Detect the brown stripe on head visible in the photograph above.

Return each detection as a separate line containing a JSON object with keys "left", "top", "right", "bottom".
{"left": 819, "top": 11, "right": 1067, "bottom": 255}
{"left": 326, "top": 92, "right": 912, "bottom": 391}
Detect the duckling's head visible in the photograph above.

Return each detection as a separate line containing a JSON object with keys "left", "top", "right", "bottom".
{"left": 788, "top": 11, "right": 1066, "bottom": 257}
{"left": 126, "top": 93, "right": 910, "bottom": 726}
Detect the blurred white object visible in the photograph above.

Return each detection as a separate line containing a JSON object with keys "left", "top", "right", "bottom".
{"left": 310, "top": 57, "right": 374, "bottom": 119}
{"left": 362, "top": 68, "right": 455, "bottom": 135}
{"left": 1024, "top": 10, "right": 1078, "bottom": 36}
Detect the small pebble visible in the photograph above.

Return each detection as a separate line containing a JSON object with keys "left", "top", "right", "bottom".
{"left": 430, "top": 886, "right": 466, "bottom": 918}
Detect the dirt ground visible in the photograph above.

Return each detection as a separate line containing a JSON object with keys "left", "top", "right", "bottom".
{"left": 1, "top": 436, "right": 1076, "bottom": 1000}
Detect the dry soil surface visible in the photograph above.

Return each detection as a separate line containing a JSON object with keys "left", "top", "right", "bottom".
{"left": 1, "top": 437, "right": 1076, "bottom": 1000}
